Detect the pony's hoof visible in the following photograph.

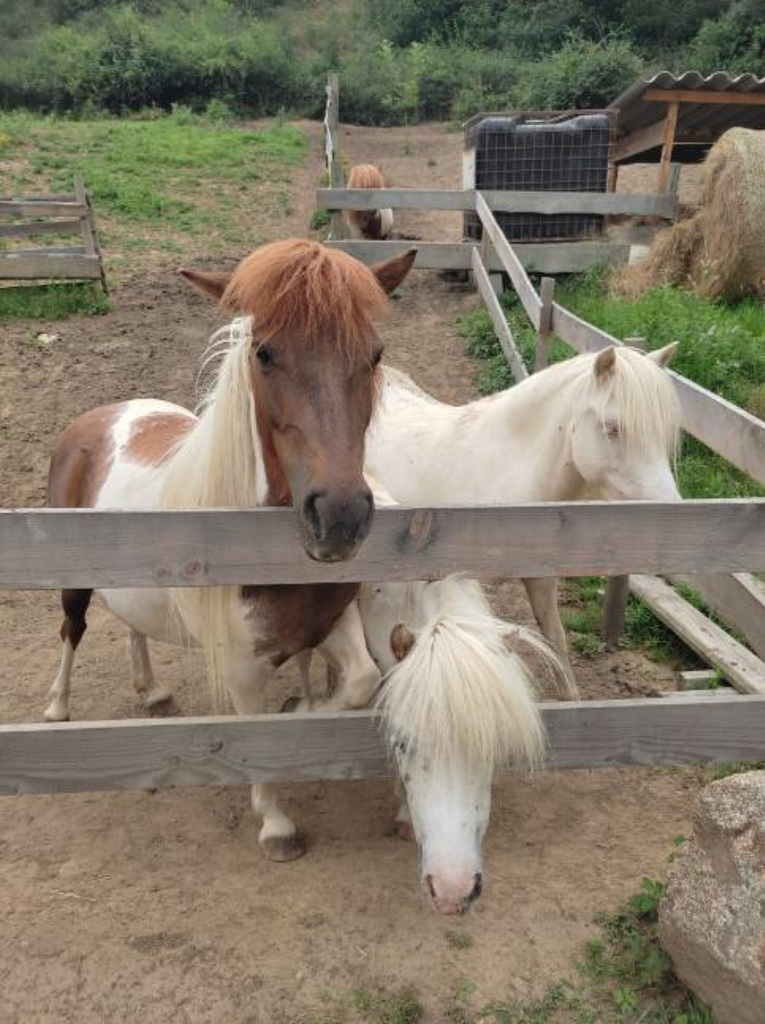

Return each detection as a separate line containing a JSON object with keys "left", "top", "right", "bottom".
{"left": 260, "top": 832, "right": 307, "bottom": 862}
{"left": 280, "top": 695, "right": 302, "bottom": 714}
{"left": 44, "top": 704, "right": 69, "bottom": 723}
{"left": 144, "top": 688, "right": 173, "bottom": 708}
{"left": 395, "top": 821, "right": 415, "bottom": 842}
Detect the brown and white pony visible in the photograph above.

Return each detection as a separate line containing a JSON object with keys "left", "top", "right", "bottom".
{"left": 46, "top": 238, "right": 416, "bottom": 862}
{"left": 346, "top": 164, "right": 394, "bottom": 240}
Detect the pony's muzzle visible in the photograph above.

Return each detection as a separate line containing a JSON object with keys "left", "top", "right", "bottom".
{"left": 301, "top": 484, "right": 374, "bottom": 561}
{"left": 425, "top": 872, "right": 483, "bottom": 915}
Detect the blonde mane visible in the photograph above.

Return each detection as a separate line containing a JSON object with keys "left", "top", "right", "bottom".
{"left": 376, "top": 577, "right": 559, "bottom": 776}
{"left": 581, "top": 346, "right": 680, "bottom": 460}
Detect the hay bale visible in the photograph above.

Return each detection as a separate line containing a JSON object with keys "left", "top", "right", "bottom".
{"left": 612, "top": 128, "right": 765, "bottom": 301}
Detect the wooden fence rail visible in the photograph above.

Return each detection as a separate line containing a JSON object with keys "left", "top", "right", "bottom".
{"left": 3, "top": 695, "right": 765, "bottom": 795}
{"left": 0, "top": 175, "right": 106, "bottom": 288}
{"left": 1, "top": 501, "right": 765, "bottom": 589}
{"left": 317, "top": 187, "right": 678, "bottom": 218}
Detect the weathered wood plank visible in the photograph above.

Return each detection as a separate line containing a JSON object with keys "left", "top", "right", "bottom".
{"left": 611, "top": 125, "right": 712, "bottom": 163}
{"left": 330, "top": 239, "right": 630, "bottom": 274}
{"left": 476, "top": 192, "right": 543, "bottom": 328}
{"left": 550, "top": 304, "right": 765, "bottom": 487}
{"left": 535, "top": 276, "right": 555, "bottom": 372}
{"left": 658, "top": 101, "right": 680, "bottom": 193}
{"left": 644, "top": 88, "right": 765, "bottom": 106}
{"left": 0, "top": 252, "right": 101, "bottom": 280}
{"left": 670, "top": 573, "right": 765, "bottom": 662}
{"left": 0, "top": 201, "right": 87, "bottom": 218}
{"left": 471, "top": 248, "right": 528, "bottom": 382}
{"left": 2, "top": 695, "right": 764, "bottom": 795}
{"left": 0, "top": 219, "right": 81, "bottom": 239}
{"left": 317, "top": 188, "right": 677, "bottom": 218}
{"left": 604, "top": 576, "right": 630, "bottom": 648}
{"left": 629, "top": 575, "right": 765, "bottom": 696}
{"left": 1, "top": 501, "right": 765, "bottom": 589}
{"left": 324, "top": 72, "right": 345, "bottom": 241}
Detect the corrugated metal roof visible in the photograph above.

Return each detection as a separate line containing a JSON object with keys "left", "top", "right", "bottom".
{"left": 609, "top": 71, "right": 765, "bottom": 162}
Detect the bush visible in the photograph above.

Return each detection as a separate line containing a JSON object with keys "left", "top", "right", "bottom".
{"left": 515, "top": 32, "right": 643, "bottom": 109}
{"left": 684, "top": 0, "right": 765, "bottom": 73}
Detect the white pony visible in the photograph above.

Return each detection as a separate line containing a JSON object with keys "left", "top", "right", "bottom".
{"left": 365, "top": 344, "right": 681, "bottom": 670}
{"left": 295, "top": 481, "right": 563, "bottom": 914}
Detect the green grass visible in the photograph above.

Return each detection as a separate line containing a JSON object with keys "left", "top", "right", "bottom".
{"left": 353, "top": 986, "right": 424, "bottom": 1024}
{"left": 0, "top": 109, "right": 307, "bottom": 261}
{"left": 0, "top": 282, "right": 109, "bottom": 320}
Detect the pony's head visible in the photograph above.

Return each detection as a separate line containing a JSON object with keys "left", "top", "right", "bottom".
{"left": 568, "top": 344, "right": 681, "bottom": 501}
{"left": 363, "top": 578, "right": 551, "bottom": 915}
{"left": 347, "top": 165, "right": 393, "bottom": 240}
{"left": 181, "top": 240, "right": 415, "bottom": 561}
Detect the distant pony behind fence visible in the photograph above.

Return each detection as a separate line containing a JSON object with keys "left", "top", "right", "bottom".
{"left": 347, "top": 164, "right": 394, "bottom": 240}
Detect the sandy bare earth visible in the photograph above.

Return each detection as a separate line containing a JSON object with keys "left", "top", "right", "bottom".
{"left": 0, "top": 120, "right": 702, "bottom": 1023}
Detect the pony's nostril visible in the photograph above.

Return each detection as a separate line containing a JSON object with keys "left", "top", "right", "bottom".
{"left": 302, "top": 490, "right": 326, "bottom": 541}
{"left": 425, "top": 875, "right": 437, "bottom": 900}
{"left": 469, "top": 873, "right": 483, "bottom": 903}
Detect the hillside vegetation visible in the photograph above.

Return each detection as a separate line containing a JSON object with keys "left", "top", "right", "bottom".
{"left": 0, "top": 0, "right": 762, "bottom": 124}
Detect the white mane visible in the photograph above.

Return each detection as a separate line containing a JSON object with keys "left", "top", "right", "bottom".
{"left": 374, "top": 577, "right": 558, "bottom": 776}
{"left": 577, "top": 347, "right": 680, "bottom": 459}
{"left": 161, "top": 317, "right": 265, "bottom": 707}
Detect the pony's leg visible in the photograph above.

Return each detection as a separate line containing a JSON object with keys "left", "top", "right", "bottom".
{"left": 522, "top": 577, "right": 579, "bottom": 698}
{"left": 45, "top": 588, "right": 92, "bottom": 722}
{"left": 394, "top": 783, "right": 414, "bottom": 842}
{"left": 227, "top": 655, "right": 305, "bottom": 862}
{"left": 291, "top": 602, "right": 380, "bottom": 712}
{"left": 128, "top": 629, "right": 172, "bottom": 708}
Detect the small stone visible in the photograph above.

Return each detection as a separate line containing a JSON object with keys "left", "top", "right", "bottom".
{"left": 659, "top": 770, "right": 765, "bottom": 1024}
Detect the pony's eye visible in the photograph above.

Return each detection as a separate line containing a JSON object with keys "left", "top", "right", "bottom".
{"left": 605, "top": 420, "right": 620, "bottom": 439}
{"left": 371, "top": 346, "right": 384, "bottom": 367}
{"left": 255, "top": 345, "right": 274, "bottom": 369}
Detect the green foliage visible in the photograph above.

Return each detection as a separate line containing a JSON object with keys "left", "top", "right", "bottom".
{"left": 1, "top": 0, "right": 758, "bottom": 124}
{"left": 0, "top": 282, "right": 109, "bottom": 320}
{"left": 515, "top": 32, "right": 643, "bottom": 109}
{"left": 684, "top": 0, "right": 765, "bottom": 74}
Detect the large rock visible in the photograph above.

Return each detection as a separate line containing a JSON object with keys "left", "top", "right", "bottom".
{"left": 659, "top": 770, "right": 765, "bottom": 1024}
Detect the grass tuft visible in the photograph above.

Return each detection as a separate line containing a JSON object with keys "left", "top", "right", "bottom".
{"left": 0, "top": 282, "right": 109, "bottom": 321}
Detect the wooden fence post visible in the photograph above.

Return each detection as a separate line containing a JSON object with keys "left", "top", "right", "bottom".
{"left": 657, "top": 101, "right": 680, "bottom": 194}
{"left": 534, "top": 276, "right": 555, "bottom": 372}
{"left": 604, "top": 575, "right": 631, "bottom": 649}
{"left": 75, "top": 173, "right": 107, "bottom": 294}
{"left": 325, "top": 73, "right": 345, "bottom": 241}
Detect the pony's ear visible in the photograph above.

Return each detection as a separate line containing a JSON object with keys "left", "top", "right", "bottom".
{"left": 178, "top": 268, "right": 233, "bottom": 303}
{"left": 391, "top": 622, "right": 416, "bottom": 662}
{"left": 594, "top": 346, "right": 617, "bottom": 381}
{"left": 646, "top": 342, "right": 678, "bottom": 368}
{"left": 371, "top": 248, "right": 417, "bottom": 295}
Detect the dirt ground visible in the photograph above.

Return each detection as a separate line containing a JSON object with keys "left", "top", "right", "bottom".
{"left": 0, "top": 121, "right": 703, "bottom": 1023}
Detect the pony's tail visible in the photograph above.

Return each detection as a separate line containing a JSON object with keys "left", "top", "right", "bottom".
{"left": 377, "top": 612, "right": 549, "bottom": 777}
{"left": 503, "top": 623, "right": 579, "bottom": 701}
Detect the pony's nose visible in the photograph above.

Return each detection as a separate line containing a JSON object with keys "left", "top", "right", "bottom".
{"left": 301, "top": 485, "right": 374, "bottom": 561}
{"left": 425, "top": 872, "right": 483, "bottom": 915}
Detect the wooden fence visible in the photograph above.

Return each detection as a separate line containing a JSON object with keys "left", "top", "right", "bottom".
{"left": 0, "top": 174, "right": 106, "bottom": 290}
{"left": 1, "top": 80, "right": 764, "bottom": 799}
{"left": 316, "top": 76, "right": 765, "bottom": 693}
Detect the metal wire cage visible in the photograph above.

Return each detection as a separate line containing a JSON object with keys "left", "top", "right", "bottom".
{"left": 463, "top": 111, "right": 615, "bottom": 243}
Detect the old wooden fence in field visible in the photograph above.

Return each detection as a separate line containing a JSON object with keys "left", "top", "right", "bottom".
{"left": 0, "top": 174, "right": 106, "bottom": 290}
{"left": 2, "top": 498, "right": 765, "bottom": 796}
{"left": 1, "top": 82, "right": 764, "bottom": 800}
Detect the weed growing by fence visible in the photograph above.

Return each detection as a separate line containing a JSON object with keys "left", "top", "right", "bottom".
{"left": 0, "top": 282, "right": 109, "bottom": 321}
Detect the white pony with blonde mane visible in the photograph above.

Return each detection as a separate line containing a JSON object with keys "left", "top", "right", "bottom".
{"left": 296, "top": 480, "right": 564, "bottom": 914}
{"left": 364, "top": 343, "right": 681, "bottom": 674}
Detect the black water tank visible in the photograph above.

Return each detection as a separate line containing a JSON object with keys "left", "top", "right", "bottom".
{"left": 464, "top": 113, "right": 611, "bottom": 242}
